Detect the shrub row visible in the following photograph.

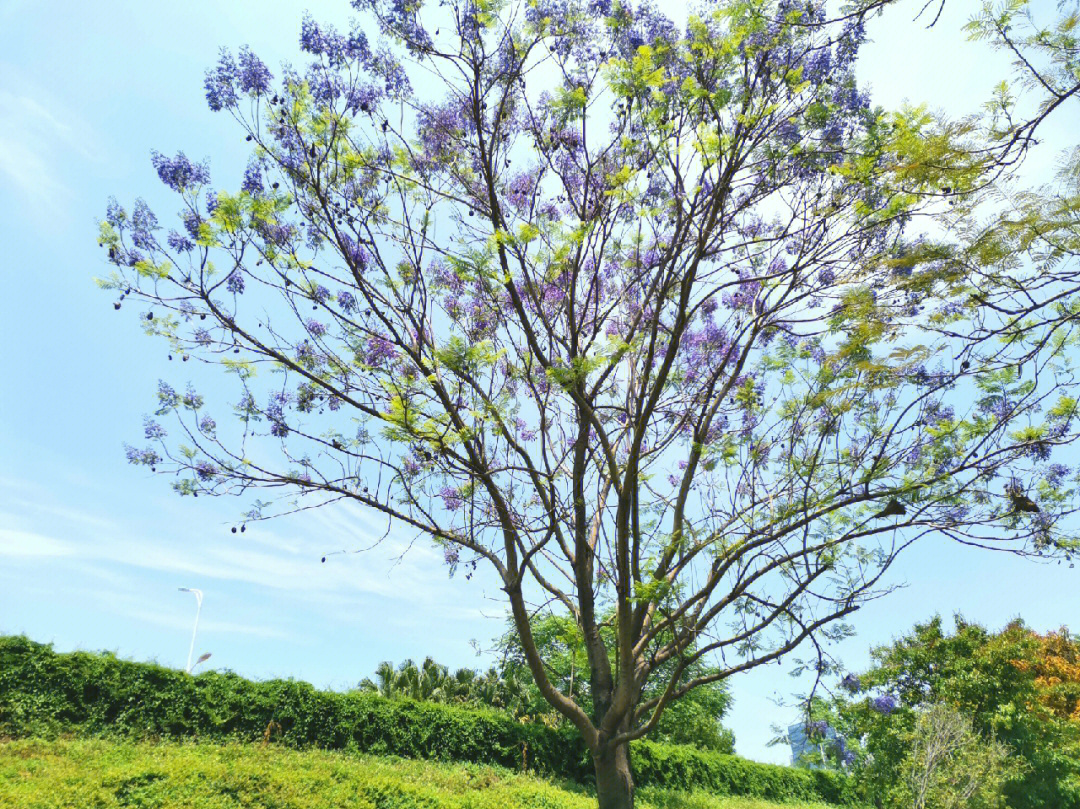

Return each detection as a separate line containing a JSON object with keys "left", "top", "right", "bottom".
{"left": 0, "top": 635, "right": 852, "bottom": 804}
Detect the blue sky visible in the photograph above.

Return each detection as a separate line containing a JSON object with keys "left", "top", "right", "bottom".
{"left": 1, "top": 0, "right": 1077, "bottom": 765}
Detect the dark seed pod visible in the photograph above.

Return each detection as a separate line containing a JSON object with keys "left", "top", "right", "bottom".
{"left": 240, "top": 525, "right": 246, "bottom": 533}
{"left": 114, "top": 302, "right": 121, "bottom": 310}
{"left": 231, "top": 526, "right": 237, "bottom": 534}
{"left": 321, "top": 556, "right": 326, "bottom": 563}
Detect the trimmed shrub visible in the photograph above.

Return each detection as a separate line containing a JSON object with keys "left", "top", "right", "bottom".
{"left": 0, "top": 636, "right": 853, "bottom": 804}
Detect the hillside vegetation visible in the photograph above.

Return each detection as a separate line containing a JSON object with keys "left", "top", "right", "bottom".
{"left": 0, "top": 739, "right": 844, "bottom": 809}
{"left": 0, "top": 636, "right": 853, "bottom": 805}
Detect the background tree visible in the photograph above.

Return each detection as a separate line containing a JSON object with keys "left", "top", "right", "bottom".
{"left": 97, "top": 0, "right": 1080, "bottom": 805}
{"left": 813, "top": 616, "right": 1080, "bottom": 808}
{"left": 897, "top": 702, "right": 1016, "bottom": 809}
{"left": 497, "top": 614, "right": 737, "bottom": 751}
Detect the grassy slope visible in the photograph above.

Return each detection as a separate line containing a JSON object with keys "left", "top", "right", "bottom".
{"left": 0, "top": 739, "right": 838, "bottom": 809}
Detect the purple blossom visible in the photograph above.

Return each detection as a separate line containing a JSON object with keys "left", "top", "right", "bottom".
{"left": 182, "top": 211, "right": 202, "bottom": 240}
{"left": 151, "top": 151, "right": 210, "bottom": 192}
{"left": 182, "top": 384, "right": 204, "bottom": 410}
{"left": 342, "top": 236, "right": 370, "bottom": 270}
{"left": 194, "top": 328, "right": 212, "bottom": 346}
{"left": 237, "top": 46, "right": 272, "bottom": 94}
{"left": 515, "top": 417, "right": 538, "bottom": 442}
{"left": 840, "top": 673, "right": 861, "bottom": 693}
{"left": 439, "top": 485, "right": 463, "bottom": 510}
{"left": 157, "top": 380, "right": 179, "bottom": 410}
{"left": 337, "top": 290, "right": 357, "bottom": 312}
{"left": 1025, "top": 441, "right": 1052, "bottom": 462}
{"left": 241, "top": 160, "right": 264, "bottom": 195}
{"left": 204, "top": 48, "right": 239, "bottom": 111}
{"left": 144, "top": 417, "right": 167, "bottom": 440}
{"left": 106, "top": 198, "right": 126, "bottom": 226}
{"left": 168, "top": 231, "right": 194, "bottom": 252}
{"left": 194, "top": 460, "right": 218, "bottom": 481}
{"left": 870, "top": 694, "right": 898, "bottom": 715}
{"left": 227, "top": 270, "right": 245, "bottom": 295}
{"left": 199, "top": 415, "right": 216, "bottom": 433}
{"left": 364, "top": 336, "right": 396, "bottom": 366}
{"left": 306, "top": 319, "right": 326, "bottom": 337}
{"left": 125, "top": 444, "right": 161, "bottom": 467}
{"left": 1046, "top": 463, "right": 1070, "bottom": 487}
{"left": 300, "top": 13, "right": 326, "bottom": 54}
{"left": 131, "top": 199, "right": 159, "bottom": 250}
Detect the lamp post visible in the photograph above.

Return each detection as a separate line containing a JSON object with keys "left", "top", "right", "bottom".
{"left": 178, "top": 587, "right": 203, "bottom": 674}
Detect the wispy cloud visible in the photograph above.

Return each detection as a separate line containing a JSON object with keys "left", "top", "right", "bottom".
{"left": 0, "top": 65, "right": 103, "bottom": 216}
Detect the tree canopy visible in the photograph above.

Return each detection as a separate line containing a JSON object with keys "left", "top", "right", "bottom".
{"left": 806, "top": 616, "right": 1080, "bottom": 808}
{"left": 97, "top": 0, "right": 1079, "bottom": 805}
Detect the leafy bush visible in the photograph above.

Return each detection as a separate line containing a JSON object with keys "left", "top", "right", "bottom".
{"left": 0, "top": 636, "right": 852, "bottom": 804}
{"left": 0, "top": 738, "right": 844, "bottom": 809}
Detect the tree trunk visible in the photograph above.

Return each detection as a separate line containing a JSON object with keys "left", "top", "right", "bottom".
{"left": 594, "top": 742, "right": 634, "bottom": 809}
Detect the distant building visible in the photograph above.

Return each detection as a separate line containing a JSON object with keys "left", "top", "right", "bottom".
{"left": 786, "top": 721, "right": 839, "bottom": 768}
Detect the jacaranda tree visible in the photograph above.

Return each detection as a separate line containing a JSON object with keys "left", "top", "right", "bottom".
{"left": 97, "top": 0, "right": 1080, "bottom": 805}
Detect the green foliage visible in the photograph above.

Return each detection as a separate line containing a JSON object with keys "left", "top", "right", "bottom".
{"left": 891, "top": 703, "right": 1016, "bottom": 809}
{"left": 0, "top": 636, "right": 853, "bottom": 804}
{"left": 820, "top": 616, "right": 1080, "bottom": 809}
{"left": 495, "top": 615, "right": 737, "bottom": 753}
{"left": 0, "top": 738, "right": 845, "bottom": 809}
{"left": 632, "top": 742, "right": 855, "bottom": 806}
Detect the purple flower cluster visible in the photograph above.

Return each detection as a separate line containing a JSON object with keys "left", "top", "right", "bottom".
{"left": 364, "top": 336, "right": 397, "bottom": 366}
{"left": 204, "top": 48, "right": 240, "bottom": 111}
{"left": 439, "top": 485, "right": 463, "bottom": 510}
{"left": 151, "top": 151, "right": 210, "bottom": 192}
{"left": 342, "top": 236, "right": 370, "bottom": 270}
{"left": 840, "top": 673, "right": 861, "bottom": 693}
{"left": 199, "top": 415, "right": 216, "bottom": 434}
{"left": 337, "top": 290, "right": 357, "bottom": 312}
{"left": 106, "top": 198, "right": 126, "bottom": 226}
{"left": 1046, "top": 463, "right": 1070, "bottom": 488}
{"left": 204, "top": 46, "right": 272, "bottom": 111}
{"left": 516, "top": 417, "right": 538, "bottom": 442}
{"left": 267, "top": 392, "right": 289, "bottom": 437}
{"left": 168, "top": 231, "right": 194, "bottom": 252}
{"left": 125, "top": 444, "right": 161, "bottom": 467}
{"left": 157, "top": 380, "right": 180, "bottom": 410}
{"left": 870, "top": 694, "right": 898, "bottom": 715}
{"left": 834, "top": 736, "right": 856, "bottom": 767}
{"left": 131, "top": 200, "right": 159, "bottom": 250}
{"left": 306, "top": 319, "right": 327, "bottom": 337}
{"left": 194, "top": 460, "right": 219, "bottom": 481}
{"left": 238, "top": 46, "right": 272, "bottom": 94}
{"left": 227, "top": 270, "right": 245, "bottom": 295}
{"left": 182, "top": 384, "right": 204, "bottom": 410}
{"left": 144, "top": 416, "right": 167, "bottom": 440}
{"left": 241, "top": 160, "right": 264, "bottom": 195}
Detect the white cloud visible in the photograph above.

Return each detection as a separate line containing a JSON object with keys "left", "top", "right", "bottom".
{"left": 0, "top": 528, "right": 74, "bottom": 558}
{"left": 0, "top": 67, "right": 103, "bottom": 216}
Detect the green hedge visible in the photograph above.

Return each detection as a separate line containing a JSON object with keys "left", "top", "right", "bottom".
{"left": 0, "top": 635, "right": 852, "bottom": 804}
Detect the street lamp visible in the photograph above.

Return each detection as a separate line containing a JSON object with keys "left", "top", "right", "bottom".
{"left": 178, "top": 587, "right": 203, "bottom": 674}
